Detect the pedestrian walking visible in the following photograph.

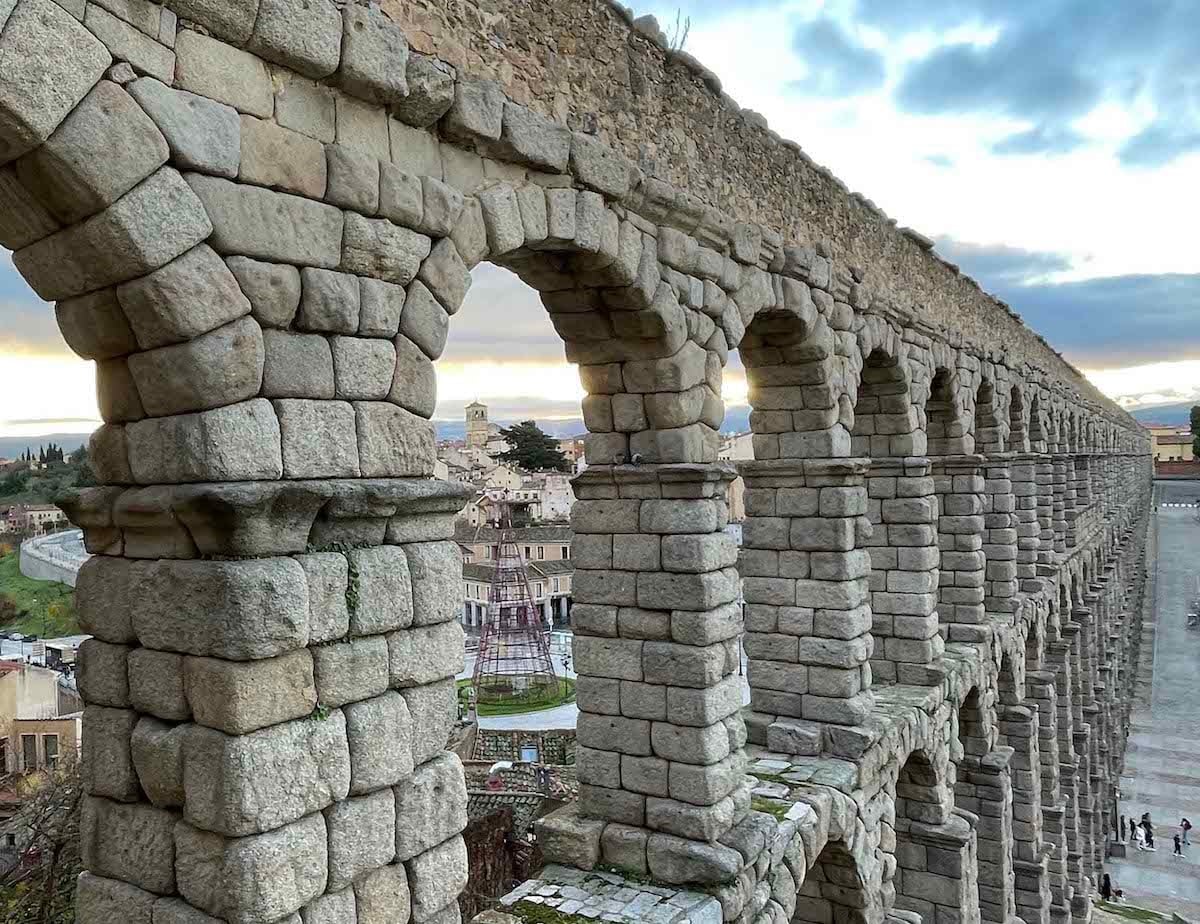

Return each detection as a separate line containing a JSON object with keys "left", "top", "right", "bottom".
{"left": 1133, "top": 824, "right": 1145, "bottom": 850}
{"left": 1182, "top": 818, "right": 1192, "bottom": 846}
{"left": 1142, "top": 812, "right": 1156, "bottom": 850}
{"left": 1101, "top": 873, "right": 1113, "bottom": 901}
{"left": 1175, "top": 833, "right": 1184, "bottom": 858}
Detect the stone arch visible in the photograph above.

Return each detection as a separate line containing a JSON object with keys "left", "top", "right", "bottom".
{"left": 1007, "top": 384, "right": 1029, "bottom": 454}
{"left": 740, "top": 284, "right": 839, "bottom": 459}
{"left": 955, "top": 686, "right": 995, "bottom": 768}
{"left": 795, "top": 837, "right": 885, "bottom": 924}
{"left": 973, "top": 377, "right": 1003, "bottom": 454}
{"left": 925, "top": 366, "right": 970, "bottom": 456}
{"left": 0, "top": 1, "right": 1155, "bottom": 920}
{"left": 850, "top": 341, "right": 921, "bottom": 459}
{"left": 1028, "top": 391, "right": 1048, "bottom": 453}
{"left": 891, "top": 746, "right": 979, "bottom": 924}
{"left": 1025, "top": 610, "right": 1045, "bottom": 673}
{"left": 1, "top": 1, "right": 767, "bottom": 912}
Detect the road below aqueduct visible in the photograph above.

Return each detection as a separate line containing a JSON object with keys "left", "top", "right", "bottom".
{"left": 1111, "top": 481, "right": 1200, "bottom": 916}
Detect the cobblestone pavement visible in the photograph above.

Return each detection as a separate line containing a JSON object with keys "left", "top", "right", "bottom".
{"left": 1110, "top": 480, "right": 1200, "bottom": 918}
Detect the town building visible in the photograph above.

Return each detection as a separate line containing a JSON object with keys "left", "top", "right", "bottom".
{"left": 1146, "top": 423, "right": 1194, "bottom": 462}
{"left": 3, "top": 504, "right": 67, "bottom": 536}
{"left": 557, "top": 437, "right": 586, "bottom": 473}
{"left": 456, "top": 523, "right": 573, "bottom": 631}
{"left": 0, "top": 661, "right": 82, "bottom": 775}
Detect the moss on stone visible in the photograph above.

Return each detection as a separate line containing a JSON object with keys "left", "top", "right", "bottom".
{"left": 751, "top": 797, "right": 791, "bottom": 821}
{"left": 509, "top": 900, "right": 600, "bottom": 924}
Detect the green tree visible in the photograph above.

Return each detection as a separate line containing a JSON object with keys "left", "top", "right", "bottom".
{"left": 497, "top": 421, "right": 571, "bottom": 473}
{"left": 0, "top": 471, "right": 30, "bottom": 498}
{"left": 1191, "top": 405, "right": 1200, "bottom": 457}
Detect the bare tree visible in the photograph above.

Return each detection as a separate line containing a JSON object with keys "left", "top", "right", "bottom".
{"left": 0, "top": 761, "right": 82, "bottom": 924}
{"left": 667, "top": 8, "right": 691, "bottom": 51}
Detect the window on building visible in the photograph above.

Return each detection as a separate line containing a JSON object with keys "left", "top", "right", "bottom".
{"left": 537, "top": 546, "right": 545, "bottom": 560}
{"left": 20, "top": 735, "right": 36, "bottom": 771}
{"left": 43, "top": 735, "right": 58, "bottom": 770}
{"left": 524, "top": 545, "right": 531, "bottom": 559}
{"left": 535, "top": 583, "right": 544, "bottom": 598}
{"left": 484, "top": 546, "right": 492, "bottom": 560}
{"left": 553, "top": 578, "right": 561, "bottom": 594}
{"left": 562, "top": 546, "right": 570, "bottom": 559}
{"left": 4, "top": 833, "right": 14, "bottom": 847}
{"left": 0, "top": 737, "right": 6, "bottom": 773}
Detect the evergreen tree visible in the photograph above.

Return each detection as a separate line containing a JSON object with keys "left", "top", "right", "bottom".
{"left": 1191, "top": 405, "right": 1200, "bottom": 458}
{"left": 497, "top": 421, "right": 571, "bottom": 473}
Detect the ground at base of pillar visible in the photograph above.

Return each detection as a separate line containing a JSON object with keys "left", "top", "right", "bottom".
{"left": 491, "top": 865, "right": 723, "bottom": 924}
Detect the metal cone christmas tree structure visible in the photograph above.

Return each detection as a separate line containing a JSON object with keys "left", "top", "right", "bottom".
{"left": 471, "top": 497, "right": 559, "bottom": 704}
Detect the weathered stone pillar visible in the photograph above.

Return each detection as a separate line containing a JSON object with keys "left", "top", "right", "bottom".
{"left": 865, "top": 457, "right": 945, "bottom": 685}
{"left": 75, "top": 481, "right": 474, "bottom": 924}
{"left": 1035, "top": 456, "right": 1056, "bottom": 573}
{"left": 1045, "top": 633, "right": 1085, "bottom": 908}
{"left": 894, "top": 758, "right": 982, "bottom": 924}
{"left": 1000, "top": 703, "right": 1052, "bottom": 924}
{"left": 740, "top": 458, "right": 875, "bottom": 759}
{"left": 981, "top": 455, "right": 1019, "bottom": 621}
{"left": 959, "top": 747, "right": 1018, "bottom": 924}
{"left": 565, "top": 463, "right": 751, "bottom": 878}
{"left": 1026, "top": 669, "right": 1072, "bottom": 924}
{"left": 932, "top": 455, "right": 988, "bottom": 644}
{"left": 1063, "top": 456, "right": 1080, "bottom": 549}
{"left": 1011, "top": 454, "right": 1043, "bottom": 594}
{"left": 1051, "top": 455, "right": 1069, "bottom": 553}
{"left": 1075, "top": 455, "right": 1093, "bottom": 543}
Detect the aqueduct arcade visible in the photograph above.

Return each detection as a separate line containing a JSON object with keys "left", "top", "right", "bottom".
{"left": 0, "top": 0, "right": 1153, "bottom": 922}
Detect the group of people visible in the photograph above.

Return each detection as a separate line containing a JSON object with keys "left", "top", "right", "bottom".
{"left": 1100, "top": 815, "right": 1194, "bottom": 904}
{"left": 1121, "top": 813, "right": 1192, "bottom": 857}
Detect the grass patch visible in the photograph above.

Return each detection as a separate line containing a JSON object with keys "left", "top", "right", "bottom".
{"left": 751, "top": 797, "right": 791, "bottom": 821}
{"left": 1095, "top": 902, "right": 1165, "bottom": 923}
{"left": 0, "top": 551, "right": 79, "bottom": 638}
{"left": 457, "top": 676, "right": 575, "bottom": 716}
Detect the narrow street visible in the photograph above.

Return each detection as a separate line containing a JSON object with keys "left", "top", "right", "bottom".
{"left": 1109, "top": 480, "right": 1200, "bottom": 917}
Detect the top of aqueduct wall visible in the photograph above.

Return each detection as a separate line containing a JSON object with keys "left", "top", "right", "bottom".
{"left": 386, "top": 0, "right": 1135, "bottom": 430}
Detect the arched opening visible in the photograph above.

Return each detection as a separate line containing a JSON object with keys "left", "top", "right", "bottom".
{"left": 973, "top": 379, "right": 1002, "bottom": 455}
{"left": 926, "top": 367, "right": 967, "bottom": 455}
{"left": 1008, "top": 385, "right": 1028, "bottom": 454}
{"left": 1025, "top": 615, "right": 1044, "bottom": 673}
{"left": 1029, "top": 393, "right": 1047, "bottom": 453}
{"left": 448, "top": 262, "right": 583, "bottom": 644}
{"left": 851, "top": 349, "right": 915, "bottom": 459}
{"left": 956, "top": 686, "right": 993, "bottom": 774}
{"left": 794, "top": 838, "right": 881, "bottom": 924}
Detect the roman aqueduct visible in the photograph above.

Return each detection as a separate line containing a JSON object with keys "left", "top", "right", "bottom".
{"left": 0, "top": 0, "right": 1152, "bottom": 921}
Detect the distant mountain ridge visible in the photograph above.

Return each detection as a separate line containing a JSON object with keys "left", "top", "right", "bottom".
{"left": 1129, "top": 403, "right": 1194, "bottom": 426}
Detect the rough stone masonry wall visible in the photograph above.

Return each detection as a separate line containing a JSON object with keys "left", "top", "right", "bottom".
{"left": 0, "top": 1, "right": 1155, "bottom": 923}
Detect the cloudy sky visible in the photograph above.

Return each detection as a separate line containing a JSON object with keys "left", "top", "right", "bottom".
{"left": 2, "top": 0, "right": 1198, "bottom": 438}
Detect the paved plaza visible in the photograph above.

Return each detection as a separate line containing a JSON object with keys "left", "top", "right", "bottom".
{"left": 1110, "top": 480, "right": 1200, "bottom": 916}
